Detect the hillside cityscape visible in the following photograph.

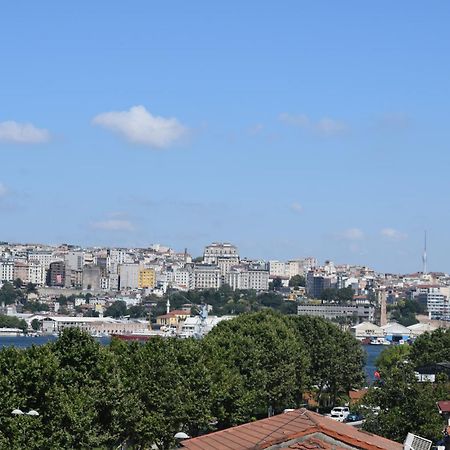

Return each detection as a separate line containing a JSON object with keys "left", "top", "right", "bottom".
{"left": 0, "top": 240, "right": 449, "bottom": 336}
{"left": 2, "top": 1, "right": 450, "bottom": 449}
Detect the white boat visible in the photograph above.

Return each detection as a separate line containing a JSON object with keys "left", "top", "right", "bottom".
{"left": 369, "top": 337, "right": 390, "bottom": 346}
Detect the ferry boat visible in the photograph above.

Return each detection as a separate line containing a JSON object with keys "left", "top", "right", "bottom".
{"left": 369, "top": 337, "right": 390, "bottom": 346}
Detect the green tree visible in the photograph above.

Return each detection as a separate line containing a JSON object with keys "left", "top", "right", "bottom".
{"left": 287, "top": 315, "right": 365, "bottom": 406}
{"left": 104, "top": 300, "right": 127, "bottom": 318}
{"left": 204, "top": 311, "right": 310, "bottom": 427}
{"left": 127, "top": 305, "right": 148, "bottom": 318}
{"left": 363, "top": 365, "right": 449, "bottom": 442}
{"left": 409, "top": 328, "right": 450, "bottom": 367}
{"left": 13, "top": 278, "right": 23, "bottom": 289}
{"left": 289, "top": 275, "right": 306, "bottom": 288}
{"left": 375, "top": 344, "right": 411, "bottom": 375}
{"left": 31, "top": 318, "right": 41, "bottom": 331}
{"left": 270, "top": 277, "right": 283, "bottom": 291}
{"left": 0, "top": 314, "right": 27, "bottom": 332}
{"left": 0, "top": 282, "right": 20, "bottom": 305}
{"left": 336, "top": 286, "right": 354, "bottom": 304}
{"left": 320, "top": 288, "right": 337, "bottom": 302}
{"left": 25, "top": 282, "right": 38, "bottom": 294}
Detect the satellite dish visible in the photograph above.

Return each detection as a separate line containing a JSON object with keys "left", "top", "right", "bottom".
{"left": 27, "top": 410, "right": 39, "bottom": 416}
{"left": 11, "top": 409, "right": 24, "bottom": 415}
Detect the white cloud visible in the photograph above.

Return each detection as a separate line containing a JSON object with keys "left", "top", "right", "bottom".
{"left": 0, "top": 121, "right": 50, "bottom": 144}
{"left": 92, "top": 105, "right": 187, "bottom": 148}
{"left": 338, "top": 228, "right": 365, "bottom": 241}
{"left": 380, "top": 228, "right": 407, "bottom": 241}
{"left": 0, "top": 183, "right": 7, "bottom": 198}
{"left": 290, "top": 202, "right": 303, "bottom": 213}
{"left": 91, "top": 219, "right": 134, "bottom": 232}
{"left": 279, "top": 113, "right": 348, "bottom": 135}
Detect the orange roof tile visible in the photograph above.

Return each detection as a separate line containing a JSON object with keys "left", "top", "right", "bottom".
{"left": 349, "top": 389, "right": 368, "bottom": 401}
{"left": 181, "top": 409, "right": 402, "bottom": 450}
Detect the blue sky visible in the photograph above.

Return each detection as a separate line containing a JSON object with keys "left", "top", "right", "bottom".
{"left": 1, "top": 1, "right": 449, "bottom": 273}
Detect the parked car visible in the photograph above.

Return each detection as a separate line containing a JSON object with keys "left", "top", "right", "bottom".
{"left": 345, "top": 413, "right": 364, "bottom": 423}
{"left": 329, "top": 407, "right": 350, "bottom": 422}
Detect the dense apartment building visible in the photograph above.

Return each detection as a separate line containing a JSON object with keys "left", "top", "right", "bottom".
{"left": 192, "top": 264, "right": 222, "bottom": 290}
{"left": 28, "top": 250, "right": 55, "bottom": 269}
{"left": 47, "top": 261, "right": 66, "bottom": 287}
{"left": 414, "top": 285, "right": 450, "bottom": 320}
{"left": 306, "top": 271, "right": 333, "bottom": 299}
{"left": 138, "top": 268, "right": 156, "bottom": 289}
{"left": 227, "top": 266, "right": 269, "bottom": 291}
{"left": 0, "top": 259, "right": 15, "bottom": 282}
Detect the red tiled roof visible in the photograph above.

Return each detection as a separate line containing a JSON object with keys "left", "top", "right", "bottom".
{"left": 437, "top": 401, "right": 450, "bottom": 413}
{"left": 181, "top": 409, "right": 402, "bottom": 450}
{"left": 349, "top": 389, "right": 368, "bottom": 401}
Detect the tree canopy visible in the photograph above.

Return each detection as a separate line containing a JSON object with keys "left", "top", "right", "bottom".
{"left": 0, "top": 311, "right": 365, "bottom": 449}
{"left": 362, "top": 328, "right": 450, "bottom": 443}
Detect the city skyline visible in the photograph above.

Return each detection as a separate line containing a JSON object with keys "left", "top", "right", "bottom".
{"left": 1, "top": 1, "right": 450, "bottom": 273}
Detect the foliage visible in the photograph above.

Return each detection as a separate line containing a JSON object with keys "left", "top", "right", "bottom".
{"left": 287, "top": 315, "right": 366, "bottom": 405}
{"left": 320, "top": 287, "right": 354, "bottom": 304}
{"left": 104, "top": 300, "right": 127, "bottom": 318}
{"left": 289, "top": 275, "right": 306, "bottom": 287}
{"left": 203, "top": 311, "right": 310, "bottom": 426}
{"left": 0, "top": 314, "right": 27, "bottom": 332}
{"left": 22, "top": 301, "right": 49, "bottom": 313}
{"left": 269, "top": 277, "right": 283, "bottom": 291}
{"left": 148, "top": 286, "right": 297, "bottom": 319}
{"left": 375, "top": 344, "right": 411, "bottom": 375}
{"left": 0, "top": 282, "right": 21, "bottom": 305}
{"left": 363, "top": 365, "right": 449, "bottom": 442}
{"left": 0, "top": 312, "right": 366, "bottom": 448}
{"left": 362, "top": 328, "right": 450, "bottom": 443}
{"left": 31, "top": 318, "right": 41, "bottom": 331}
{"left": 25, "top": 282, "right": 38, "bottom": 294}
{"left": 389, "top": 299, "right": 425, "bottom": 326}
{"left": 409, "top": 328, "right": 450, "bottom": 367}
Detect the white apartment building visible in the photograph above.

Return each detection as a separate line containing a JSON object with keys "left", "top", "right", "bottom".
{"left": 173, "top": 269, "right": 191, "bottom": 289}
{"left": 28, "top": 261, "right": 46, "bottom": 285}
{"left": 203, "top": 242, "right": 239, "bottom": 265}
{"left": 227, "top": 266, "right": 269, "bottom": 291}
{"left": 192, "top": 264, "right": 221, "bottom": 290}
{"left": 415, "top": 285, "right": 450, "bottom": 320}
{"left": 28, "top": 251, "right": 55, "bottom": 269}
{"left": 0, "top": 259, "right": 15, "bottom": 282}
{"left": 268, "top": 260, "right": 287, "bottom": 277}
